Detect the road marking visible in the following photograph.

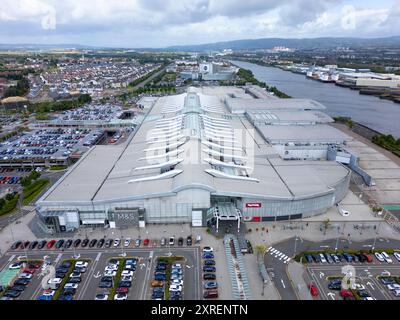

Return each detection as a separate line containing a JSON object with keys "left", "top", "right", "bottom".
{"left": 54, "top": 253, "right": 62, "bottom": 264}
{"left": 280, "top": 279, "right": 286, "bottom": 288}
{"left": 95, "top": 252, "right": 102, "bottom": 262}
{"left": 8, "top": 254, "right": 15, "bottom": 262}
{"left": 327, "top": 292, "right": 336, "bottom": 300}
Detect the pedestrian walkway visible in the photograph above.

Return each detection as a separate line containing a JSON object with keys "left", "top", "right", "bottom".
{"left": 266, "top": 246, "right": 291, "bottom": 264}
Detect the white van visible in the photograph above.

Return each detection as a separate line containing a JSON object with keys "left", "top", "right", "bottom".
{"left": 319, "top": 254, "right": 327, "bottom": 263}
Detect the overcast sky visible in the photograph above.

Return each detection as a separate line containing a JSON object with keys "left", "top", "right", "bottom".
{"left": 0, "top": 0, "right": 399, "bottom": 47}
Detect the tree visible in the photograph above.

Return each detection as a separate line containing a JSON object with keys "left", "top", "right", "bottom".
{"left": 255, "top": 244, "right": 267, "bottom": 263}
{"left": 346, "top": 119, "right": 355, "bottom": 130}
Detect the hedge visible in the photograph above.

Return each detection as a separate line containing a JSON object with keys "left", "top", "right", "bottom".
{"left": 0, "top": 193, "right": 19, "bottom": 216}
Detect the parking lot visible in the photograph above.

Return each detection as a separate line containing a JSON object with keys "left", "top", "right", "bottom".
{"left": 0, "top": 128, "right": 104, "bottom": 161}
{"left": 0, "top": 240, "right": 202, "bottom": 300}
{"left": 302, "top": 252, "right": 400, "bottom": 300}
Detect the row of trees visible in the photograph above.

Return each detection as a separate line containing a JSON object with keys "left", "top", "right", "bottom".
{"left": 372, "top": 134, "right": 400, "bottom": 157}
{"left": 3, "top": 77, "right": 30, "bottom": 97}
{"left": 28, "top": 94, "right": 92, "bottom": 114}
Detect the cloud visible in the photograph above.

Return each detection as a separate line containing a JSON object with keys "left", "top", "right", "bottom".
{"left": 0, "top": 0, "right": 398, "bottom": 46}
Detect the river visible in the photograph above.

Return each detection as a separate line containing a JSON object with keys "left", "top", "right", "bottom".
{"left": 231, "top": 60, "right": 400, "bottom": 138}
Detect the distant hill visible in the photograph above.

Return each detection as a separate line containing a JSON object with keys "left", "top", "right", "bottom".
{"left": 166, "top": 36, "right": 400, "bottom": 52}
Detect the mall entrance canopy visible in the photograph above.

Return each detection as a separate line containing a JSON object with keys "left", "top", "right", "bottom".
{"left": 210, "top": 202, "right": 242, "bottom": 233}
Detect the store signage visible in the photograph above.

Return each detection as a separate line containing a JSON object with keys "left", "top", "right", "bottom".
{"left": 246, "top": 203, "right": 262, "bottom": 208}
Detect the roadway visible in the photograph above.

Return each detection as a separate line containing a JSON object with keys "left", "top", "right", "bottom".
{"left": 264, "top": 237, "right": 400, "bottom": 300}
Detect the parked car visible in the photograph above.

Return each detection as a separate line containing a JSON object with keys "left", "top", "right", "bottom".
{"left": 203, "top": 252, "right": 214, "bottom": 259}
{"left": 11, "top": 241, "right": 22, "bottom": 250}
{"left": 113, "top": 238, "right": 120, "bottom": 247}
{"left": 46, "top": 240, "right": 56, "bottom": 249}
{"left": 160, "top": 238, "right": 166, "bottom": 246}
{"left": 124, "top": 238, "right": 131, "bottom": 247}
{"left": 143, "top": 239, "right": 150, "bottom": 246}
{"left": 319, "top": 253, "right": 327, "bottom": 263}
{"left": 9, "top": 262, "right": 23, "bottom": 269}
{"left": 95, "top": 294, "right": 109, "bottom": 300}
{"left": 186, "top": 236, "right": 192, "bottom": 246}
{"left": 204, "top": 282, "right": 218, "bottom": 290}
{"left": 203, "top": 273, "right": 216, "bottom": 280}
{"left": 381, "top": 252, "right": 393, "bottom": 263}
{"left": 374, "top": 252, "right": 385, "bottom": 262}
{"left": 135, "top": 239, "right": 141, "bottom": 247}
{"left": 28, "top": 241, "right": 38, "bottom": 250}
{"left": 81, "top": 239, "right": 89, "bottom": 247}
{"left": 169, "top": 237, "right": 175, "bottom": 246}
{"left": 393, "top": 252, "right": 400, "bottom": 262}
{"left": 105, "top": 239, "right": 113, "bottom": 248}
{"left": 114, "top": 293, "right": 128, "bottom": 300}
{"left": 387, "top": 284, "right": 400, "bottom": 291}
{"left": 381, "top": 277, "right": 395, "bottom": 285}
{"left": 89, "top": 239, "right": 97, "bottom": 247}
{"left": 64, "top": 239, "right": 73, "bottom": 248}
{"left": 203, "top": 289, "right": 218, "bottom": 299}
{"left": 37, "top": 240, "right": 47, "bottom": 249}
{"left": 178, "top": 237, "right": 184, "bottom": 246}
{"left": 55, "top": 239, "right": 65, "bottom": 249}
{"left": 97, "top": 238, "right": 105, "bottom": 248}
{"left": 340, "top": 289, "right": 353, "bottom": 298}
{"left": 73, "top": 239, "right": 81, "bottom": 247}
{"left": 304, "top": 254, "right": 313, "bottom": 263}
{"left": 203, "top": 246, "right": 214, "bottom": 253}
{"left": 203, "top": 266, "right": 216, "bottom": 273}
{"left": 204, "top": 260, "right": 215, "bottom": 266}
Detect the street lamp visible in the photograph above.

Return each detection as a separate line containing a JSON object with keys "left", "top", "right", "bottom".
{"left": 294, "top": 235, "right": 299, "bottom": 256}
{"left": 372, "top": 221, "right": 381, "bottom": 251}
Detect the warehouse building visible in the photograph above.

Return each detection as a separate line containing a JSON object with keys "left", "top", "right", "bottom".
{"left": 36, "top": 86, "right": 351, "bottom": 233}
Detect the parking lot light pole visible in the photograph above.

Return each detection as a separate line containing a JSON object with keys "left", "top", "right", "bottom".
{"left": 372, "top": 221, "right": 381, "bottom": 251}
{"left": 293, "top": 235, "right": 298, "bottom": 257}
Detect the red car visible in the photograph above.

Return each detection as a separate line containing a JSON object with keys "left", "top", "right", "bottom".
{"left": 309, "top": 284, "right": 318, "bottom": 297}
{"left": 46, "top": 240, "right": 56, "bottom": 249}
{"left": 365, "top": 254, "right": 373, "bottom": 263}
{"left": 143, "top": 239, "right": 150, "bottom": 246}
{"left": 116, "top": 287, "right": 129, "bottom": 294}
{"left": 340, "top": 289, "right": 353, "bottom": 298}
{"left": 22, "top": 268, "right": 35, "bottom": 274}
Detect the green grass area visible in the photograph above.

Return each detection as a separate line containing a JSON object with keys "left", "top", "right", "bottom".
{"left": 52, "top": 258, "right": 91, "bottom": 301}
{"left": 107, "top": 257, "right": 137, "bottom": 300}
{"left": 372, "top": 134, "right": 400, "bottom": 158}
{"left": 49, "top": 165, "right": 67, "bottom": 171}
{"left": 22, "top": 178, "right": 49, "bottom": 205}
{"left": 156, "top": 256, "right": 184, "bottom": 300}
{"left": 0, "top": 193, "right": 19, "bottom": 216}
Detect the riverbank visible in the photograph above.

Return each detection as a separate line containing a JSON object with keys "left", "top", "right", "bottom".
{"left": 231, "top": 60, "right": 400, "bottom": 138}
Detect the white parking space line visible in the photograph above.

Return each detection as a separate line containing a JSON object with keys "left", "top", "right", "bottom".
{"left": 54, "top": 253, "right": 62, "bottom": 265}
{"left": 8, "top": 255, "right": 16, "bottom": 262}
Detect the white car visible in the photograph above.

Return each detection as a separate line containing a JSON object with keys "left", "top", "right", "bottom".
{"left": 95, "top": 294, "right": 109, "bottom": 300}
{"left": 338, "top": 207, "right": 350, "bottom": 217}
{"left": 41, "top": 261, "right": 50, "bottom": 271}
{"left": 387, "top": 284, "right": 400, "bottom": 291}
{"left": 172, "top": 263, "right": 182, "bottom": 269}
{"left": 114, "top": 293, "right": 128, "bottom": 300}
{"left": 48, "top": 278, "right": 63, "bottom": 284}
{"left": 9, "top": 262, "right": 23, "bottom": 270}
{"left": 381, "top": 252, "right": 393, "bottom": 263}
{"left": 394, "top": 252, "right": 400, "bottom": 262}
{"left": 75, "top": 261, "right": 89, "bottom": 268}
{"left": 121, "top": 270, "right": 134, "bottom": 277}
{"left": 203, "top": 246, "right": 214, "bottom": 253}
{"left": 171, "top": 279, "right": 183, "bottom": 286}
{"left": 351, "top": 283, "right": 365, "bottom": 290}
{"left": 18, "top": 273, "right": 32, "bottom": 279}
{"left": 113, "top": 238, "right": 121, "bottom": 247}
{"left": 105, "top": 265, "right": 118, "bottom": 272}
{"left": 169, "top": 284, "right": 183, "bottom": 292}
{"left": 393, "top": 289, "right": 400, "bottom": 297}
{"left": 64, "top": 283, "right": 79, "bottom": 289}
{"left": 374, "top": 252, "right": 385, "bottom": 262}
{"left": 319, "top": 254, "right": 327, "bottom": 263}
{"left": 43, "top": 289, "right": 55, "bottom": 296}
{"left": 169, "top": 237, "right": 175, "bottom": 245}
{"left": 364, "top": 297, "right": 376, "bottom": 300}
{"left": 104, "top": 270, "right": 117, "bottom": 277}
{"left": 124, "top": 238, "right": 131, "bottom": 247}
{"left": 121, "top": 275, "right": 133, "bottom": 282}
